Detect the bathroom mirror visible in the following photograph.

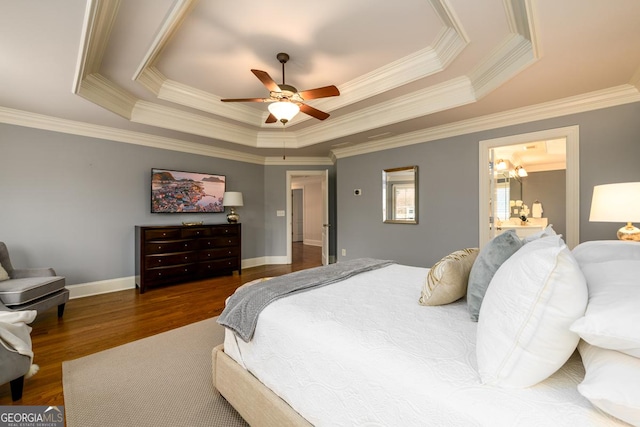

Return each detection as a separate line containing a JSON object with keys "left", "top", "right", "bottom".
{"left": 383, "top": 166, "right": 418, "bottom": 224}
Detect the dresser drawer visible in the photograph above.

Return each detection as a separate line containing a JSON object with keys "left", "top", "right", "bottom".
{"left": 145, "top": 239, "right": 196, "bottom": 254}
{"left": 145, "top": 228, "right": 181, "bottom": 240}
{"left": 145, "top": 252, "right": 197, "bottom": 269}
{"left": 145, "top": 263, "right": 197, "bottom": 283}
{"left": 199, "top": 247, "right": 239, "bottom": 261}
{"left": 181, "top": 227, "right": 211, "bottom": 238}
{"left": 199, "top": 258, "right": 238, "bottom": 274}
{"left": 199, "top": 236, "right": 239, "bottom": 249}
{"left": 210, "top": 226, "right": 238, "bottom": 237}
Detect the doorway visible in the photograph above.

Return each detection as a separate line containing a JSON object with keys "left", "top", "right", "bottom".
{"left": 479, "top": 126, "right": 580, "bottom": 248}
{"left": 286, "top": 170, "right": 329, "bottom": 265}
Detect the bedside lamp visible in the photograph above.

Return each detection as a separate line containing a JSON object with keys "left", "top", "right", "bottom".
{"left": 223, "top": 192, "right": 244, "bottom": 224}
{"left": 589, "top": 182, "right": 640, "bottom": 241}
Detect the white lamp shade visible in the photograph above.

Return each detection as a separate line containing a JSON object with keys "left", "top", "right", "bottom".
{"left": 589, "top": 182, "right": 640, "bottom": 222}
{"left": 268, "top": 101, "right": 300, "bottom": 122}
{"left": 223, "top": 191, "right": 244, "bottom": 207}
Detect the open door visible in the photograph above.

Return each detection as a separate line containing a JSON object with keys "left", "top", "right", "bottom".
{"left": 286, "top": 170, "right": 330, "bottom": 265}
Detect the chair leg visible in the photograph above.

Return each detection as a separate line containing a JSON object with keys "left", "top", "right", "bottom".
{"left": 57, "top": 303, "right": 66, "bottom": 318}
{"left": 10, "top": 376, "right": 24, "bottom": 401}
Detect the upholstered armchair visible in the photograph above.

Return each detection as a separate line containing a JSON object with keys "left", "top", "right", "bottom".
{"left": 0, "top": 306, "right": 37, "bottom": 401}
{"left": 0, "top": 242, "right": 69, "bottom": 317}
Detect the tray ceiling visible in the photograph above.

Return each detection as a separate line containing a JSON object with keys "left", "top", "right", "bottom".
{"left": 2, "top": 0, "right": 640, "bottom": 162}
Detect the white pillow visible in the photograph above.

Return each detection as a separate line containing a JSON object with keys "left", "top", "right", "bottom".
{"left": 578, "top": 340, "right": 640, "bottom": 426}
{"left": 476, "top": 235, "right": 588, "bottom": 388}
{"left": 570, "top": 260, "right": 640, "bottom": 358}
{"left": 419, "top": 248, "right": 478, "bottom": 306}
{"left": 522, "top": 224, "right": 557, "bottom": 243}
{"left": 573, "top": 240, "right": 640, "bottom": 266}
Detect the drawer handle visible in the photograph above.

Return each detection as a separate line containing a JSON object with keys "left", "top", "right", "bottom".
{"left": 158, "top": 246, "right": 162, "bottom": 250}
{"left": 158, "top": 272, "right": 162, "bottom": 276}
{"left": 208, "top": 253, "right": 211, "bottom": 257}
{"left": 228, "top": 250, "right": 232, "bottom": 255}
{"left": 185, "top": 256, "right": 188, "bottom": 260}
{"left": 158, "top": 259, "right": 162, "bottom": 263}
{"left": 184, "top": 243, "right": 188, "bottom": 247}
{"left": 207, "top": 241, "right": 211, "bottom": 246}
{"left": 184, "top": 268, "right": 188, "bottom": 272}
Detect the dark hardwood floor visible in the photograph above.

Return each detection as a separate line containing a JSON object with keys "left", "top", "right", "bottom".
{"left": 0, "top": 242, "right": 322, "bottom": 406}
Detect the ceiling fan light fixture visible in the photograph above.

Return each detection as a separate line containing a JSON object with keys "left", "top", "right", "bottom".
{"left": 268, "top": 101, "right": 300, "bottom": 124}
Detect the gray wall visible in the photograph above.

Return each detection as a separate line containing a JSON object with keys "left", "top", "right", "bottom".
{"left": 336, "top": 101, "right": 640, "bottom": 267}
{"left": 522, "top": 170, "right": 566, "bottom": 238}
{"left": 0, "top": 124, "right": 264, "bottom": 285}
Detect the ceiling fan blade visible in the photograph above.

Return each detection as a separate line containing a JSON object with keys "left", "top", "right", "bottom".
{"left": 251, "top": 69, "right": 281, "bottom": 93}
{"left": 265, "top": 114, "right": 277, "bottom": 123}
{"left": 221, "top": 98, "right": 269, "bottom": 103}
{"left": 298, "top": 85, "right": 340, "bottom": 100}
{"left": 300, "top": 103, "right": 330, "bottom": 120}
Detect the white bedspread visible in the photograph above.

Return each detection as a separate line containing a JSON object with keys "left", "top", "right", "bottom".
{"left": 224, "top": 264, "right": 625, "bottom": 426}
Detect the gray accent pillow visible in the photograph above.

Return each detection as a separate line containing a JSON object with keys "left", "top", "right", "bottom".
{"left": 467, "top": 230, "right": 523, "bottom": 321}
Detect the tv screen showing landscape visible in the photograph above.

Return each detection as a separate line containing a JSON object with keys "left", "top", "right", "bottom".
{"left": 151, "top": 168, "right": 226, "bottom": 213}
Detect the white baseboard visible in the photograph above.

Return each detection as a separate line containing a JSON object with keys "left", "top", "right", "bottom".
{"left": 67, "top": 257, "right": 291, "bottom": 299}
{"left": 68, "top": 276, "right": 136, "bottom": 299}
{"left": 242, "top": 256, "right": 288, "bottom": 268}
{"left": 303, "top": 239, "right": 322, "bottom": 247}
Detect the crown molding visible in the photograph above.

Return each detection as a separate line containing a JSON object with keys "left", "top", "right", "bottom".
{"left": 3, "top": 85, "right": 638, "bottom": 166}
{"left": 0, "top": 106, "right": 266, "bottom": 165}
{"left": 73, "top": 0, "right": 121, "bottom": 93}
{"left": 77, "top": 73, "right": 137, "bottom": 119}
{"left": 469, "top": 33, "right": 536, "bottom": 99}
{"left": 132, "top": 0, "right": 196, "bottom": 81}
{"left": 331, "top": 84, "right": 640, "bottom": 159}
{"left": 131, "top": 101, "right": 258, "bottom": 146}
{"left": 264, "top": 157, "right": 334, "bottom": 166}
{"left": 292, "top": 76, "right": 477, "bottom": 148}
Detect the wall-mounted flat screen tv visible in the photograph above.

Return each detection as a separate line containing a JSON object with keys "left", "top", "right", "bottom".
{"left": 151, "top": 168, "right": 226, "bottom": 213}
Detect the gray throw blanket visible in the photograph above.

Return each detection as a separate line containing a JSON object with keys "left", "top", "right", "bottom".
{"left": 217, "top": 258, "right": 396, "bottom": 342}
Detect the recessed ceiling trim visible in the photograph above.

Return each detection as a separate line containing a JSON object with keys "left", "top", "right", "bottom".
{"left": 158, "top": 78, "right": 265, "bottom": 125}
{"left": 331, "top": 84, "right": 640, "bottom": 159}
{"left": 131, "top": 0, "right": 197, "bottom": 81}
{"left": 73, "top": 0, "right": 121, "bottom": 93}
{"left": 469, "top": 33, "right": 536, "bottom": 99}
{"left": 252, "top": 129, "right": 299, "bottom": 149}
{"left": 131, "top": 101, "right": 259, "bottom": 146}
{"left": 78, "top": 73, "right": 137, "bottom": 119}
{"left": 287, "top": 76, "right": 476, "bottom": 148}
{"left": 129, "top": 0, "right": 469, "bottom": 128}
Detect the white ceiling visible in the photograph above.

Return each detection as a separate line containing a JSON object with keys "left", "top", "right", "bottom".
{"left": 2, "top": 0, "right": 640, "bottom": 163}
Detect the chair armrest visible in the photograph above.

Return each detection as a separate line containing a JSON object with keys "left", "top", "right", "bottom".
{"left": 11, "top": 268, "right": 57, "bottom": 279}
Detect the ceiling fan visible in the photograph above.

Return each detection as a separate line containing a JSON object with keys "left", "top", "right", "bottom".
{"left": 221, "top": 52, "right": 340, "bottom": 124}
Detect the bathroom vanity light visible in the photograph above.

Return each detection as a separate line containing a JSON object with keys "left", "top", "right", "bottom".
{"left": 589, "top": 182, "right": 640, "bottom": 241}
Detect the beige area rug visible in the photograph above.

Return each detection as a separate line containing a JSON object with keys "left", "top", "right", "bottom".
{"left": 62, "top": 318, "right": 248, "bottom": 427}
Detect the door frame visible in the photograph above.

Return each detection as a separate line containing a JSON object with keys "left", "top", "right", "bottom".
{"left": 286, "top": 170, "right": 330, "bottom": 265}
{"left": 478, "top": 125, "right": 580, "bottom": 249}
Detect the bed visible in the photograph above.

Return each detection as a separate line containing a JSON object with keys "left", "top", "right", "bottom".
{"left": 213, "top": 237, "right": 639, "bottom": 426}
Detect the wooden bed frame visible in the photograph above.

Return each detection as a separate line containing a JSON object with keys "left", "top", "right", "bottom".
{"left": 212, "top": 344, "right": 313, "bottom": 427}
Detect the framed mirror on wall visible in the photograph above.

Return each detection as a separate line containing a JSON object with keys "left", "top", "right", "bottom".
{"left": 383, "top": 166, "right": 418, "bottom": 224}
{"left": 479, "top": 126, "right": 580, "bottom": 249}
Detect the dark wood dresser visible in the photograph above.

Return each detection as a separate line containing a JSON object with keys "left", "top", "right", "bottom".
{"left": 135, "top": 223, "right": 241, "bottom": 293}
